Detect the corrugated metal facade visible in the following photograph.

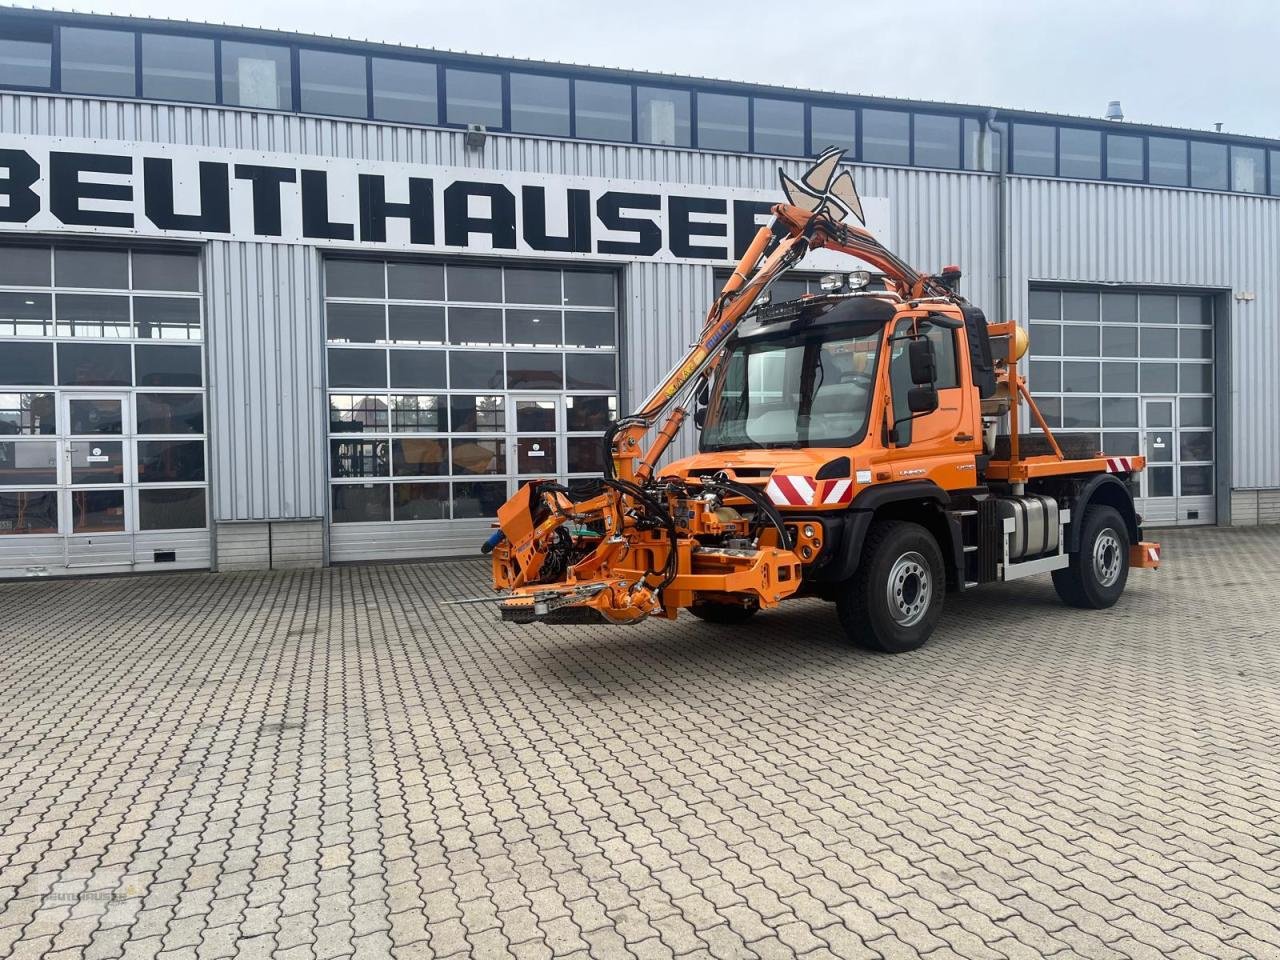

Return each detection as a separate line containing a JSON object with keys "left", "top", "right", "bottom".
{"left": 2, "top": 91, "right": 1276, "bottom": 552}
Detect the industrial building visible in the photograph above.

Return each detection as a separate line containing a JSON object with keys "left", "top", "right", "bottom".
{"left": 0, "top": 6, "right": 1275, "bottom": 576}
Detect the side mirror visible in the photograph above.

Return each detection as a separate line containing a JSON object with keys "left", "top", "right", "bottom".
{"left": 694, "top": 405, "right": 707, "bottom": 428}
{"left": 907, "top": 385, "right": 939, "bottom": 414}
{"left": 908, "top": 338, "right": 936, "bottom": 384}
{"left": 693, "top": 381, "right": 709, "bottom": 428}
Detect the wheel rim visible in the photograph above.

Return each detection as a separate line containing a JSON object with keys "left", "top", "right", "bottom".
{"left": 1093, "top": 529, "right": 1122, "bottom": 588}
{"left": 886, "top": 551, "right": 931, "bottom": 627}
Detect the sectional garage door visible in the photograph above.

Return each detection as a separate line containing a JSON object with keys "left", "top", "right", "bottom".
{"left": 1026, "top": 286, "right": 1217, "bottom": 526}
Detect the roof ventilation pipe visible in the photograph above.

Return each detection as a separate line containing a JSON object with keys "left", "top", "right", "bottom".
{"left": 1105, "top": 100, "right": 1124, "bottom": 121}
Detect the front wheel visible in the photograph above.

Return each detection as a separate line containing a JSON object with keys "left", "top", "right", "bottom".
{"left": 1052, "top": 505, "right": 1130, "bottom": 609}
{"left": 837, "top": 521, "right": 944, "bottom": 653}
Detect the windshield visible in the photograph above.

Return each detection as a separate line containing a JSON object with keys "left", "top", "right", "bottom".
{"left": 700, "top": 323, "right": 883, "bottom": 451}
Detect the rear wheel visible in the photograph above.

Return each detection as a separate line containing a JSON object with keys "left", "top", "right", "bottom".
{"left": 837, "top": 521, "right": 944, "bottom": 653}
{"left": 689, "top": 598, "right": 759, "bottom": 625}
{"left": 1052, "top": 504, "right": 1130, "bottom": 609}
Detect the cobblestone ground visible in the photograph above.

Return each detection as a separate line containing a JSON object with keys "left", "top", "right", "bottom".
{"left": 0, "top": 526, "right": 1278, "bottom": 960}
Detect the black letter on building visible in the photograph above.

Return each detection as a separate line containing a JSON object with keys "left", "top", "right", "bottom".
{"left": 358, "top": 175, "right": 434, "bottom": 245}
{"left": 143, "top": 158, "right": 230, "bottom": 233}
{"left": 443, "top": 182, "right": 517, "bottom": 249}
{"left": 49, "top": 152, "right": 133, "bottom": 228}
{"left": 522, "top": 186, "right": 591, "bottom": 253}
{"left": 233, "top": 164, "right": 297, "bottom": 237}
{"left": 300, "top": 170, "right": 354, "bottom": 240}
{"left": 595, "top": 192, "right": 661, "bottom": 256}
{"left": 732, "top": 200, "right": 775, "bottom": 259}
{"left": 668, "top": 196, "right": 728, "bottom": 260}
{"left": 0, "top": 149, "right": 40, "bottom": 223}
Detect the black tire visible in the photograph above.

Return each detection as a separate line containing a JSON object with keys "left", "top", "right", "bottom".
{"left": 689, "top": 598, "right": 759, "bottom": 625}
{"left": 837, "top": 521, "right": 944, "bottom": 654}
{"left": 1052, "top": 504, "right": 1130, "bottom": 609}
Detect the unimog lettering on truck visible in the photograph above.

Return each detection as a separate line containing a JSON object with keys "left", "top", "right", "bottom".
{"left": 469, "top": 148, "right": 1161, "bottom": 653}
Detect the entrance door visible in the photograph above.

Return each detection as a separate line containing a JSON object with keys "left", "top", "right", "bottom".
{"left": 1140, "top": 398, "right": 1176, "bottom": 525}
{"left": 510, "top": 396, "right": 563, "bottom": 485}
{"left": 62, "top": 393, "right": 133, "bottom": 566}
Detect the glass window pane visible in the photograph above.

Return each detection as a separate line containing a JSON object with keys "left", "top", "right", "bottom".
{"left": 1029, "top": 360, "right": 1059, "bottom": 392}
{"left": 299, "top": 49, "right": 367, "bottom": 118}
{"left": 563, "top": 272, "right": 614, "bottom": 307}
{"left": 505, "top": 268, "right": 560, "bottom": 304}
{"left": 387, "top": 305, "right": 445, "bottom": 345}
{"left": 449, "top": 395, "right": 504, "bottom": 432}
{"left": 697, "top": 93, "right": 748, "bottom": 151}
{"left": 574, "top": 79, "right": 631, "bottom": 141}
{"left": 139, "top": 488, "right": 206, "bottom": 530}
{"left": 637, "top": 87, "right": 690, "bottom": 146}
{"left": 0, "top": 490, "right": 57, "bottom": 534}
{"left": 445, "top": 68, "right": 502, "bottom": 127}
{"left": 1103, "top": 432, "right": 1140, "bottom": 456}
{"left": 1144, "top": 403, "right": 1173, "bottom": 428}
{"left": 137, "top": 393, "right": 203, "bottom": 434}
{"left": 72, "top": 489, "right": 124, "bottom": 532}
{"left": 1099, "top": 292, "right": 1136, "bottom": 324}
{"left": 329, "top": 394, "right": 387, "bottom": 433}
{"left": 0, "top": 292, "right": 52, "bottom": 337}
{"left": 862, "top": 110, "right": 909, "bottom": 165}
{"left": 1037, "top": 396, "right": 1060, "bottom": 428}
{"left": 330, "top": 438, "right": 388, "bottom": 478}
{"left": 134, "top": 297, "right": 201, "bottom": 341}
{"left": 566, "top": 395, "right": 617, "bottom": 431}
{"left": 134, "top": 344, "right": 201, "bottom": 387}
{"left": 1102, "top": 396, "right": 1139, "bottom": 427}
{"left": 1148, "top": 137, "right": 1187, "bottom": 187}
{"left": 388, "top": 262, "right": 443, "bottom": 301}
{"left": 389, "top": 394, "right": 446, "bottom": 432}
{"left": 1180, "top": 432, "right": 1214, "bottom": 462}
{"left": 448, "top": 307, "right": 502, "bottom": 346}
{"left": 1028, "top": 290, "right": 1060, "bottom": 321}
{"left": 1058, "top": 128, "right": 1101, "bottom": 179}
{"left": 1140, "top": 362, "right": 1178, "bottom": 393}
{"left": 1140, "top": 294, "right": 1178, "bottom": 324}
{"left": 567, "top": 436, "right": 606, "bottom": 474}
{"left": 326, "top": 302, "right": 385, "bottom": 343}
{"left": 137, "top": 439, "right": 204, "bottom": 483}
{"left": 1029, "top": 322, "right": 1060, "bottom": 356}
{"left": 0, "top": 246, "right": 50, "bottom": 286}
{"left": 452, "top": 481, "right": 506, "bottom": 518}
{"left": 325, "top": 259, "right": 383, "bottom": 298}
{"left": 510, "top": 73, "right": 569, "bottom": 136}
{"left": 1180, "top": 465, "right": 1213, "bottom": 497}
{"left": 1012, "top": 124, "right": 1055, "bottom": 175}
{"left": 963, "top": 117, "right": 994, "bottom": 172}
{"left": 55, "top": 248, "right": 127, "bottom": 289}
{"left": 1062, "top": 397, "right": 1100, "bottom": 428}
{"left": 0, "top": 21, "right": 52, "bottom": 88}
{"left": 221, "top": 41, "right": 292, "bottom": 110}
{"left": 1105, "top": 134, "right": 1143, "bottom": 181}
{"left": 392, "top": 437, "right": 448, "bottom": 477}
{"left": 515, "top": 399, "right": 556, "bottom": 432}
{"left": 451, "top": 438, "right": 505, "bottom": 476}
{"left": 516, "top": 437, "right": 556, "bottom": 473}
{"left": 449, "top": 353, "right": 504, "bottom": 391}
{"left": 810, "top": 106, "right": 856, "bottom": 155}
{"left": 57, "top": 342, "right": 130, "bottom": 386}
{"left": 1190, "top": 141, "right": 1228, "bottom": 190}
{"left": 753, "top": 98, "right": 804, "bottom": 156}
{"left": 0, "top": 440, "right": 57, "bottom": 485}
{"left": 55, "top": 294, "right": 129, "bottom": 338}
{"left": 912, "top": 114, "right": 960, "bottom": 169}
{"left": 1272, "top": 150, "right": 1280, "bottom": 196}
{"left": 1065, "top": 291, "right": 1102, "bottom": 323}
{"left": 1062, "top": 325, "right": 1099, "bottom": 357}
{"left": 507, "top": 352, "right": 563, "bottom": 389}
{"left": 332, "top": 483, "right": 389, "bottom": 522}
{"left": 0, "top": 392, "right": 55, "bottom": 434}
{"left": 68, "top": 397, "right": 122, "bottom": 434}
{"left": 1231, "top": 146, "right": 1265, "bottom": 193}
{"left": 506, "top": 309, "right": 561, "bottom": 346}
{"left": 1179, "top": 295, "right": 1213, "bottom": 325}
{"left": 393, "top": 482, "right": 449, "bottom": 520}
{"left": 70, "top": 440, "right": 122, "bottom": 483}
{"left": 1181, "top": 398, "right": 1212, "bottom": 428}
{"left": 1102, "top": 326, "right": 1137, "bottom": 357}
{"left": 0, "top": 342, "right": 53, "bottom": 385}
{"left": 448, "top": 264, "right": 501, "bottom": 302}
{"left": 389, "top": 349, "right": 446, "bottom": 389}
{"left": 1180, "top": 327, "right": 1212, "bottom": 359}
{"left": 1181, "top": 363, "right": 1212, "bottom": 393}
{"left": 1062, "top": 361, "right": 1099, "bottom": 393}
{"left": 328, "top": 348, "right": 385, "bottom": 389}
{"left": 1140, "top": 327, "right": 1177, "bottom": 358}
{"left": 372, "top": 58, "right": 437, "bottom": 124}
{"left": 565, "top": 353, "right": 615, "bottom": 390}
{"left": 132, "top": 252, "right": 199, "bottom": 292}
{"left": 141, "top": 34, "right": 214, "bottom": 103}
{"left": 1102, "top": 361, "right": 1137, "bottom": 393}
{"left": 60, "top": 27, "right": 135, "bottom": 97}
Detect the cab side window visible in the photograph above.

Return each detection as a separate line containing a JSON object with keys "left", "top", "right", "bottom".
{"left": 889, "top": 319, "right": 960, "bottom": 444}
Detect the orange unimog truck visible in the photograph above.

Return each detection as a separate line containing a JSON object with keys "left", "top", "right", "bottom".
{"left": 480, "top": 149, "right": 1161, "bottom": 653}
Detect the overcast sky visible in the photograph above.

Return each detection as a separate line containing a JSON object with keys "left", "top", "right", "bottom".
{"left": 28, "top": 0, "right": 1279, "bottom": 139}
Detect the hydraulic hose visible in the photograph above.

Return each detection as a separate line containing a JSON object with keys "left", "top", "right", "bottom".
{"left": 705, "top": 476, "right": 793, "bottom": 549}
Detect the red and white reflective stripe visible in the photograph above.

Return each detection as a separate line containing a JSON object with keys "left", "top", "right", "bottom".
{"left": 1147, "top": 545, "right": 1161, "bottom": 563}
{"left": 1106, "top": 456, "right": 1136, "bottom": 473}
{"left": 820, "top": 478, "right": 854, "bottom": 505}
{"left": 765, "top": 475, "right": 815, "bottom": 506}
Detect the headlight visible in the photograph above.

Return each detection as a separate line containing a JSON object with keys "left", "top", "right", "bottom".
{"left": 802, "top": 524, "right": 815, "bottom": 538}
{"left": 847, "top": 270, "right": 871, "bottom": 290}
{"left": 819, "top": 273, "right": 844, "bottom": 292}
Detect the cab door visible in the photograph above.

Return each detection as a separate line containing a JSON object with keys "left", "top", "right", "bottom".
{"left": 883, "top": 317, "right": 973, "bottom": 475}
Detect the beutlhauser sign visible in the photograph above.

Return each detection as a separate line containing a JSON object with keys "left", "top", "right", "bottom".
{"left": 0, "top": 135, "right": 889, "bottom": 268}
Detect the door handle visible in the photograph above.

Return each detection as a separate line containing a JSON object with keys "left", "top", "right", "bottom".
{"left": 953, "top": 433, "right": 974, "bottom": 443}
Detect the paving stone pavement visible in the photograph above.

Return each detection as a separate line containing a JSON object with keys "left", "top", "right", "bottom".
{"left": 0, "top": 525, "right": 1278, "bottom": 959}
